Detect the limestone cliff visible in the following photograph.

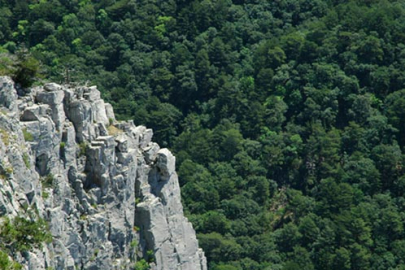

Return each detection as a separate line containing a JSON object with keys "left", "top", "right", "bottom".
{"left": 0, "top": 76, "right": 207, "bottom": 270}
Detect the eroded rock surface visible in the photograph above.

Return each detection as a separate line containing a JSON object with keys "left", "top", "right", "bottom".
{"left": 0, "top": 76, "right": 206, "bottom": 270}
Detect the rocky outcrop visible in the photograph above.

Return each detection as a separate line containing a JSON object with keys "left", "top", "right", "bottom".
{"left": 0, "top": 76, "right": 206, "bottom": 270}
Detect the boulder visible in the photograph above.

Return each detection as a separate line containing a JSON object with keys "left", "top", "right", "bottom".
{"left": 156, "top": 149, "right": 176, "bottom": 179}
{"left": 44, "top": 82, "right": 62, "bottom": 92}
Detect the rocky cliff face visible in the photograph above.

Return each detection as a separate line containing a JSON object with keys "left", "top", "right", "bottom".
{"left": 0, "top": 76, "right": 206, "bottom": 270}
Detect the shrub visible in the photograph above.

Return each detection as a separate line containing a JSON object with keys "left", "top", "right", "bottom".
{"left": 0, "top": 53, "right": 14, "bottom": 76}
{"left": 12, "top": 49, "right": 41, "bottom": 88}
{"left": 5, "top": 167, "right": 13, "bottom": 175}
{"left": 146, "top": 250, "right": 154, "bottom": 263}
{"left": 78, "top": 142, "right": 87, "bottom": 157}
{"left": 42, "top": 191, "right": 49, "bottom": 199}
{"left": 22, "top": 128, "right": 34, "bottom": 142}
{"left": 130, "top": 240, "right": 138, "bottom": 249}
{"left": 41, "top": 174, "right": 54, "bottom": 188}
{"left": 0, "top": 250, "right": 22, "bottom": 270}
{"left": 22, "top": 153, "right": 30, "bottom": 169}
{"left": 134, "top": 259, "right": 149, "bottom": 270}
{"left": 0, "top": 129, "right": 10, "bottom": 146}
{"left": 0, "top": 216, "right": 52, "bottom": 252}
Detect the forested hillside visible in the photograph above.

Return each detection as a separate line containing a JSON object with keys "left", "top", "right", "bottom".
{"left": 2, "top": 0, "right": 405, "bottom": 269}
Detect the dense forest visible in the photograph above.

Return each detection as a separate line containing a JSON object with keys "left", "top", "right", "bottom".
{"left": 2, "top": 0, "right": 405, "bottom": 269}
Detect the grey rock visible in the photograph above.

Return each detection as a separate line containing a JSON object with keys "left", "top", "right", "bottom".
{"left": 68, "top": 99, "right": 94, "bottom": 142}
{"left": 136, "top": 148, "right": 206, "bottom": 270}
{"left": 115, "top": 134, "right": 129, "bottom": 153}
{"left": 143, "top": 143, "right": 160, "bottom": 164}
{"left": 49, "top": 207, "right": 66, "bottom": 237}
{"left": 116, "top": 149, "right": 137, "bottom": 166}
{"left": 97, "top": 123, "right": 108, "bottom": 137}
{"left": 0, "top": 76, "right": 206, "bottom": 270}
{"left": 61, "top": 122, "right": 77, "bottom": 168}
{"left": 20, "top": 104, "right": 51, "bottom": 121}
{"left": 37, "top": 90, "right": 66, "bottom": 131}
{"left": 37, "top": 89, "right": 65, "bottom": 105}
{"left": 83, "top": 86, "right": 101, "bottom": 101}
{"left": 44, "top": 82, "right": 62, "bottom": 92}
{"left": 105, "top": 103, "right": 115, "bottom": 123}
{"left": 0, "top": 77, "right": 18, "bottom": 113}
{"left": 141, "top": 129, "right": 153, "bottom": 149}
{"left": 21, "top": 105, "right": 41, "bottom": 121}
{"left": 62, "top": 88, "right": 76, "bottom": 105}
{"left": 91, "top": 99, "right": 109, "bottom": 126}
{"left": 156, "top": 149, "right": 176, "bottom": 179}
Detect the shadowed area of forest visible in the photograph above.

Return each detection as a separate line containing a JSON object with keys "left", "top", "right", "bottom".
{"left": 2, "top": 0, "right": 405, "bottom": 269}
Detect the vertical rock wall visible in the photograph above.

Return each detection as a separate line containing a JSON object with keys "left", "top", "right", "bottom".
{"left": 0, "top": 76, "right": 206, "bottom": 270}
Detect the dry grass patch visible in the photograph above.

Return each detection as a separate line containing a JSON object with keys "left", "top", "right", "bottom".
{"left": 0, "top": 129, "right": 10, "bottom": 146}
{"left": 107, "top": 125, "right": 123, "bottom": 136}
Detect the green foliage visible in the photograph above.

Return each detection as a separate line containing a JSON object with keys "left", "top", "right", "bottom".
{"left": 146, "top": 250, "right": 154, "bottom": 263}
{"left": 212, "top": 265, "right": 238, "bottom": 270}
{"left": 134, "top": 259, "right": 149, "bottom": 270}
{"left": 199, "top": 232, "right": 242, "bottom": 263}
{"left": 0, "top": 250, "right": 22, "bottom": 270}
{"left": 42, "top": 191, "right": 49, "bottom": 199}
{"left": 78, "top": 142, "right": 87, "bottom": 157}
{"left": 0, "top": 129, "right": 10, "bottom": 146}
{"left": 41, "top": 174, "right": 54, "bottom": 188}
{"left": 4, "top": 167, "right": 13, "bottom": 176}
{"left": 22, "top": 128, "right": 34, "bottom": 142}
{"left": 12, "top": 49, "right": 41, "bottom": 88}
{"left": 0, "top": 216, "right": 52, "bottom": 253}
{"left": 22, "top": 153, "right": 30, "bottom": 169}
{"left": 4, "top": 0, "right": 405, "bottom": 269}
{"left": 59, "top": 142, "right": 65, "bottom": 149}
{"left": 0, "top": 53, "right": 14, "bottom": 76}
{"left": 130, "top": 240, "right": 138, "bottom": 249}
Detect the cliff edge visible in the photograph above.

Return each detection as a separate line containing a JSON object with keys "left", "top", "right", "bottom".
{"left": 0, "top": 76, "right": 206, "bottom": 270}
